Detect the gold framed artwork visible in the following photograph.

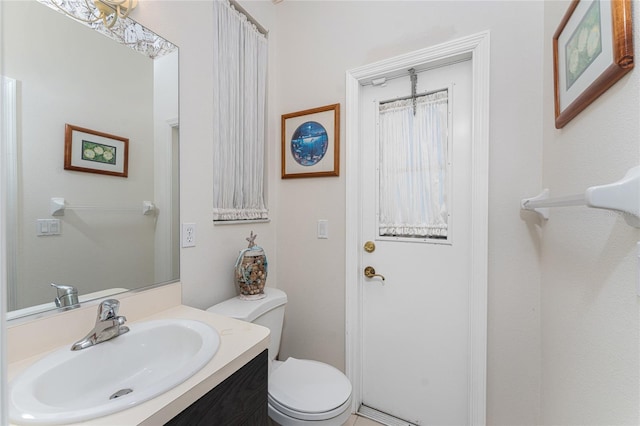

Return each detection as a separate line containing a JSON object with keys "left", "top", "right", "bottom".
{"left": 553, "top": 0, "right": 634, "bottom": 129}
{"left": 281, "top": 103, "right": 340, "bottom": 178}
{"left": 64, "top": 124, "right": 129, "bottom": 177}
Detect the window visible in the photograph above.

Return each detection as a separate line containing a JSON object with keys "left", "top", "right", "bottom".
{"left": 377, "top": 89, "right": 449, "bottom": 239}
{"left": 212, "top": 0, "right": 268, "bottom": 221}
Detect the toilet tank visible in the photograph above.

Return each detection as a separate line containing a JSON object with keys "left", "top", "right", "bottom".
{"left": 207, "top": 287, "right": 287, "bottom": 360}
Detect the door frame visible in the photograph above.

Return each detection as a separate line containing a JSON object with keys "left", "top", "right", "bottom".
{"left": 345, "top": 31, "right": 490, "bottom": 425}
{"left": 1, "top": 75, "right": 18, "bottom": 426}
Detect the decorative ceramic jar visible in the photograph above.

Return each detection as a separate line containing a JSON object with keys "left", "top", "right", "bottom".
{"left": 234, "top": 231, "right": 268, "bottom": 300}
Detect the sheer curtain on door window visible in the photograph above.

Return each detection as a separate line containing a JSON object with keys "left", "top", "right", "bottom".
{"left": 212, "top": 0, "right": 268, "bottom": 221}
{"left": 378, "top": 90, "right": 449, "bottom": 238}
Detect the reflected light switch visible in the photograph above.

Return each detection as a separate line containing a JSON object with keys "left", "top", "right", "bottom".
{"left": 36, "top": 219, "right": 61, "bottom": 236}
{"left": 49, "top": 219, "right": 60, "bottom": 234}
{"left": 37, "top": 220, "right": 49, "bottom": 235}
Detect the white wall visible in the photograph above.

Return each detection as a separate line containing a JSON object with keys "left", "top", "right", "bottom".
{"left": 153, "top": 50, "right": 180, "bottom": 283}
{"left": 68, "top": 1, "right": 639, "bottom": 424}
{"left": 539, "top": 1, "right": 640, "bottom": 424}
{"left": 135, "top": 0, "right": 280, "bottom": 313}
{"left": 4, "top": 2, "right": 155, "bottom": 310}
{"left": 271, "top": 2, "right": 544, "bottom": 424}
{"left": 137, "top": 1, "right": 544, "bottom": 423}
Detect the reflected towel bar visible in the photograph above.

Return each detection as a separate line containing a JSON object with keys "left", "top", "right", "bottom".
{"left": 521, "top": 166, "right": 640, "bottom": 228}
{"left": 50, "top": 197, "right": 156, "bottom": 216}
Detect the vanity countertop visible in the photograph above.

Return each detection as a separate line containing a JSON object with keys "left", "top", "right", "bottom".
{"left": 7, "top": 284, "right": 270, "bottom": 425}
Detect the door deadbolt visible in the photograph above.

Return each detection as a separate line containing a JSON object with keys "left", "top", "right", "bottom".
{"left": 364, "top": 266, "right": 385, "bottom": 281}
{"left": 363, "top": 241, "right": 376, "bottom": 253}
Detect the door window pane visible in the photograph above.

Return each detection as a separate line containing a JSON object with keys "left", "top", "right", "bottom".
{"left": 378, "top": 90, "right": 449, "bottom": 239}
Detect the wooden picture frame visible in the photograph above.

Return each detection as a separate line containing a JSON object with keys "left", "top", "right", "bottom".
{"left": 281, "top": 103, "right": 340, "bottom": 178}
{"left": 553, "top": 0, "right": 634, "bottom": 129}
{"left": 64, "top": 124, "right": 129, "bottom": 177}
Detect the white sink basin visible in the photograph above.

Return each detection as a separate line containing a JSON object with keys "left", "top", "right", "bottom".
{"left": 9, "top": 318, "right": 220, "bottom": 425}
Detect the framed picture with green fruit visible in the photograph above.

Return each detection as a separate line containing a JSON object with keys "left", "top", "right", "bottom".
{"left": 281, "top": 103, "right": 340, "bottom": 178}
{"left": 64, "top": 124, "right": 129, "bottom": 177}
{"left": 553, "top": 0, "right": 634, "bottom": 129}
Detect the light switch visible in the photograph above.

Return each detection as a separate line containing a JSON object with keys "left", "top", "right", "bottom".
{"left": 317, "top": 220, "right": 329, "bottom": 239}
{"left": 48, "top": 219, "right": 60, "bottom": 234}
{"left": 37, "top": 220, "right": 49, "bottom": 235}
{"left": 37, "top": 219, "right": 61, "bottom": 236}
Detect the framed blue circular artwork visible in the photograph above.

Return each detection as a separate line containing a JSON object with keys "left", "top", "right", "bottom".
{"left": 281, "top": 103, "right": 340, "bottom": 179}
{"left": 290, "top": 121, "right": 329, "bottom": 166}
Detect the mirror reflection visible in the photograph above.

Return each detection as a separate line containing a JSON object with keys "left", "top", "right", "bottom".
{"left": 3, "top": 1, "right": 179, "bottom": 319}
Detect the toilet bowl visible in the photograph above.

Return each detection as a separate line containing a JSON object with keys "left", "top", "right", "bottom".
{"left": 207, "top": 287, "right": 352, "bottom": 425}
{"left": 269, "top": 358, "right": 352, "bottom": 425}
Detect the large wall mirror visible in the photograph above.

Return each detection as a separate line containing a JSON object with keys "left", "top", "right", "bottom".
{"left": 2, "top": 0, "right": 180, "bottom": 320}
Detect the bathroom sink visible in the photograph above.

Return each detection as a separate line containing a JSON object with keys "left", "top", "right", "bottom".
{"left": 9, "top": 318, "right": 220, "bottom": 425}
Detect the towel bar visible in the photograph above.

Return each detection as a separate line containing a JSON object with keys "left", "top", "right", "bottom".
{"left": 521, "top": 166, "right": 640, "bottom": 228}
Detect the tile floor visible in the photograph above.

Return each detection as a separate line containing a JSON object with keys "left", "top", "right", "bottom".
{"left": 270, "top": 414, "right": 384, "bottom": 426}
{"left": 344, "top": 414, "right": 385, "bottom": 426}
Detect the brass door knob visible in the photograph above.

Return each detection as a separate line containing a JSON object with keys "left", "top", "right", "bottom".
{"left": 364, "top": 266, "right": 385, "bottom": 281}
{"left": 363, "top": 241, "right": 376, "bottom": 253}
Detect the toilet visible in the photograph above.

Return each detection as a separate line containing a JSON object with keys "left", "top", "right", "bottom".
{"left": 207, "top": 287, "right": 353, "bottom": 426}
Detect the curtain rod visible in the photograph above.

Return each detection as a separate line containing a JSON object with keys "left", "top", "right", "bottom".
{"left": 229, "top": 0, "right": 268, "bottom": 36}
{"left": 379, "top": 88, "right": 447, "bottom": 106}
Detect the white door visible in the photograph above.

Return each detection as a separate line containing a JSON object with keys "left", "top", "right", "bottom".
{"left": 359, "top": 60, "right": 472, "bottom": 425}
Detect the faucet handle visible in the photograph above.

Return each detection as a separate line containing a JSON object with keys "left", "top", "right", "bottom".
{"left": 97, "top": 299, "right": 120, "bottom": 321}
{"left": 50, "top": 283, "right": 79, "bottom": 308}
{"left": 51, "top": 282, "right": 77, "bottom": 296}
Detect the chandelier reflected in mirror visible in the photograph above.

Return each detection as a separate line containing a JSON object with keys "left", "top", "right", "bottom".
{"left": 37, "top": 0, "right": 176, "bottom": 59}
{"left": 46, "top": 0, "right": 138, "bottom": 29}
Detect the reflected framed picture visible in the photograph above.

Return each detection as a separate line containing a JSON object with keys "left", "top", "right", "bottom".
{"left": 64, "top": 124, "right": 129, "bottom": 177}
{"left": 553, "top": 0, "right": 634, "bottom": 129}
{"left": 281, "top": 103, "right": 340, "bottom": 178}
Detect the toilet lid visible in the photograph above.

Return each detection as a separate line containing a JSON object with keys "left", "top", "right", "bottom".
{"left": 268, "top": 358, "right": 352, "bottom": 416}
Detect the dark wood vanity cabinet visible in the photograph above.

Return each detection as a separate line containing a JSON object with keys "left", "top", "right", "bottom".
{"left": 165, "top": 349, "right": 268, "bottom": 426}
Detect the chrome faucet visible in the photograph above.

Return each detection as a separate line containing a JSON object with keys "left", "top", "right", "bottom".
{"left": 71, "top": 299, "right": 129, "bottom": 351}
{"left": 51, "top": 282, "right": 80, "bottom": 309}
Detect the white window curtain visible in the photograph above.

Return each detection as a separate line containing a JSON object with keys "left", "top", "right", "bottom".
{"left": 212, "top": 0, "right": 268, "bottom": 221}
{"left": 378, "top": 90, "right": 449, "bottom": 238}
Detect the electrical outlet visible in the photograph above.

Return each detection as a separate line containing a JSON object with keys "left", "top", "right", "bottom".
{"left": 182, "top": 223, "right": 196, "bottom": 247}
